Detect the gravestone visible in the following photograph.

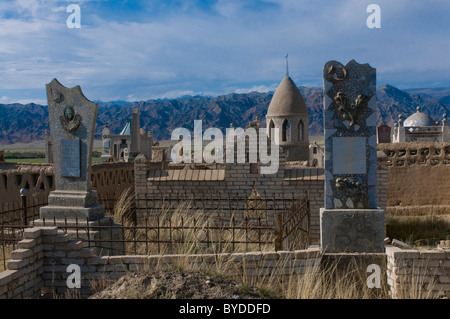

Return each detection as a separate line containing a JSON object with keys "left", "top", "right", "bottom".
{"left": 40, "top": 79, "right": 104, "bottom": 220}
{"left": 320, "top": 60, "right": 384, "bottom": 253}
{"left": 377, "top": 124, "right": 391, "bottom": 143}
{"left": 100, "top": 124, "right": 113, "bottom": 162}
{"left": 36, "top": 79, "right": 124, "bottom": 255}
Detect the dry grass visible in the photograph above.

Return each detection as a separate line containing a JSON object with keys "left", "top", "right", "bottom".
{"left": 93, "top": 248, "right": 444, "bottom": 299}
{"left": 88, "top": 187, "right": 446, "bottom": 299}
{"left": 2, "top": 187, "right": 444, "bottom": 299}
{"left": 386, "top": 214, "right": 450, "bottom": 247}
{"left": 111, "top": 187, "right": 274, "bottom": 255}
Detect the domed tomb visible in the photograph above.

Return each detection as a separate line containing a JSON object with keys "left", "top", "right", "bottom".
{"left": 404, "top": 107, "right": 436, "bottom": 127}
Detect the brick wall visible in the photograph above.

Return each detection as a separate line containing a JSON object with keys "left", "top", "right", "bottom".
{"left": 135, "top": 154, "right": 389, "bottom": 245}
{"left": 386, "top": 246, "right": 450, "bottom": 299}
{"left": 2, "top": 226, "right": 449, "bottom": 299}
{"left": 0, "top": 228, "right": 44, "bottom": 298}
{"left": 0, "top": 226, "right": 322, "bottom": 299}
{"left": 134, "top": 154, "right": 325, "bottom": 244}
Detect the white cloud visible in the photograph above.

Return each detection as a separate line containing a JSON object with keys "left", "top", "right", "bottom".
{"left": 0, "top": 95, "right": 46, "bottom": 105}
{"left": 159, "top": 90, "right": 200, "bottom": 100}
{"left": 234, "top": 84, "right": 279, "bottom": 94}
{"left": 0, "top": 0, "right": 450, "bottom": 103}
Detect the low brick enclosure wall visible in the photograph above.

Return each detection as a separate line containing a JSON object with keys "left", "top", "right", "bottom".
{"left": 0, "top": 226, "right": 322, "bottom": 299}
{"left": 1, "top": 226, "right": 449, "bottom": 299}
{"left": 386, "top": 246, "right": 450, "bottom": 299}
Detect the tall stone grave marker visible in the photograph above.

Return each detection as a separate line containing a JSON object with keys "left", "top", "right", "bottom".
{"left": 40, "top": 79, "right": 104, "bottom": 220}
{"left": 320, "top": 60, "right": 384, "bottom": 253}
{"left": 100, "top": 123, "right": 113, "bottom": 162}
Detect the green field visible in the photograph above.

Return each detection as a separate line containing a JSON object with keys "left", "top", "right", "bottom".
{"left": 5, "top": 158, "right": 46, "bottom": 163}
{"left": 5, "top": 157, "right": 102, "bottom": 163}
{"left": 2, "top": 143, "right": 102, "bottom": 164}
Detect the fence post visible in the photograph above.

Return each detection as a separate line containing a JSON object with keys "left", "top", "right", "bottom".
{"left": 274, "top": 213, "right": 283, "bottom": 251}
{"left": 20, "top": 188, "right": 28, "bottom": 226}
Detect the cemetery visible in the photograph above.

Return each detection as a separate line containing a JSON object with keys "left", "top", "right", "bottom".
{"left": 0, "top": 60, "right": 449, "bottom": 299}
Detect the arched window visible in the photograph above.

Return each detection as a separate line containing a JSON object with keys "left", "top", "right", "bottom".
{"left": 268, "top": 120, "right": 275, "bottom": 139}
{"left": 298, "top": 120, "right": 304, "bottom": 141}
{"left": 282, "top": 119, "right": 290, "bottom": 142}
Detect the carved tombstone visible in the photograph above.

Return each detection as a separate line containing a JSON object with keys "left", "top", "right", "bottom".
{"left": 40, "top": 79, "right": 104, "bottom": 220}
{"left": 320, "top": 60, "right": 384, "bottom": 253}
{"left": 100, "top": 124, "right": 113, "bottom": 162}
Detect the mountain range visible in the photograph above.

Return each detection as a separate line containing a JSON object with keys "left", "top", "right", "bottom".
{"left": 0, "top": 84, "right": 449, "bottom": 145}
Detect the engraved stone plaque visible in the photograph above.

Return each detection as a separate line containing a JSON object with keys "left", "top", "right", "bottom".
{"left": 332, "top": 137, "right": 366, "bottom": 174}
{"left": 61, "top": 139, "right": 80, "bottom": 177}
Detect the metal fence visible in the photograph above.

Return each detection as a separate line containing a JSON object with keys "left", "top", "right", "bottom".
{"left": 0, "top": 196, "right": 47, "bottom": 227}
{"left": 1, "top": 190, "right": 311, "bottom": 270}
{"left": 275, "top": 194, "right": 311, "bottom": 251}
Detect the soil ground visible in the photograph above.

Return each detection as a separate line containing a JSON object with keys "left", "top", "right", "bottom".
{"left": 90, "top": 270, "right": 274, "bottom": 299}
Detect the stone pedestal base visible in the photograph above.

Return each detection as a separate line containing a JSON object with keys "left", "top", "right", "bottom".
{"left": 32, "top": 217, "right": 124, "bottom": 256}
{"left": 320, "top": 208, "right": 385, "bottom": 253}
{"left": 40, "top": 190, "right": 105, "bottom": 220}
{"left": 40, "top": 204, "right": 105, "bottom": 221}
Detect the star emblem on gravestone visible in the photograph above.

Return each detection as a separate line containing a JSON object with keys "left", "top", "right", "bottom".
{"left": 60, "top": 106, "right": 81, "bottom": 132}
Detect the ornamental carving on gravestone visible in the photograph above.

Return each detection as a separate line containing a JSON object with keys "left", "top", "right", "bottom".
{"left": 324, "top": 60, "right": 374, "bottom": 133}
{"left": 334, "top": 91, "right": 370, "bottom": 128}
{"left": 325, "top": 61, "right": 348, "bottom": 82}
{"left": 333, "top": 177, "right": 369, "bottom": 209}
{"left": 60, "top": 105, "right": 81, "bottom": 133}
{"left": 334, "top": 215, "right": 377, "bottom": 251}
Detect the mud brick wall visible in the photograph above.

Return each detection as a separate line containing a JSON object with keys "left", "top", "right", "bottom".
{"left": 0, "top": 162, "right": 134, "bottom": 219}
{"left": 386, "top": 246, "right": 450, "bottom": 299}
{"left": 378, "top": 142, "right": 450, "bottom": 216}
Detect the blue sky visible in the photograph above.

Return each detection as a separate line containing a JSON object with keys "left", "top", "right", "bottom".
{"left": 0, "top": 0, "right": 449, "bottom": 104}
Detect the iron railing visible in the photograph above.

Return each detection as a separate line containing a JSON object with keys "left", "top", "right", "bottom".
{"left": 1, "top": 190, "right": 311, "bottom": 270}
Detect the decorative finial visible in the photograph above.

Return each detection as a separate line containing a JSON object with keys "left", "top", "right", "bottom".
{"left": 285, "top": 54, "right": 289, "bottom": 77}
{"left": 417, "top": 106, "right": 421, "bottom": 112}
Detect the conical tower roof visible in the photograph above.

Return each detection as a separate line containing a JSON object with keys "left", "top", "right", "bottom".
{"left": 119, "top": 121, "right": 131, "bottom": 135}
{"left": 267, "top": 77, "right": 308, "bottom": 116}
